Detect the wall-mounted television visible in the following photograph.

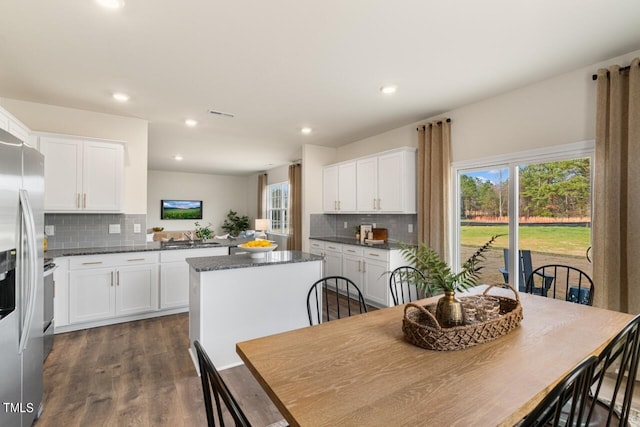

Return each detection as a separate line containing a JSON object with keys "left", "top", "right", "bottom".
{"left": 161, "top": 200, "right": 203, "bottom": 220}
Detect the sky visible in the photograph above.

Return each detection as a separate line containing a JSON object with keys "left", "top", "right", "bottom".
{"left": 462, "top": 168, "right": 509, "bottom": 184}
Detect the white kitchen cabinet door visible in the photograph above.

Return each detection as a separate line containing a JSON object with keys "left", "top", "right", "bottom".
{"left": 324, "top": 251, "right": 342, "bottom": 277}
{"left": 40, "top": 133, "right": 124, "bottom": 213}
{"left": 82, "top": 141, "right": 124, "bottom": 212}
{"left": 41, "top": 137, "right": 83, "bottom": 211}
{"left": 69, "top": 268, "right": 115, "bottom": 324}
{"left": 322, "top": 165, "right": 339, "bottom": 212}
{"left": 377, "top": 151, "right": 406, "bottom": 212}
{"left": 341, "top": 254, "right": 364, "bottom": 294}
{"left": 356, "top": 157, "right": 378, "bottom": 212}
{"left": 337, "top": 162, "right": 357, "bottom": 212}
{"left": 362, "top": 259, "right": 389, "bottom": 306}
{"left": 160, "top": 262, "right": 190, "bottom": 308}
{"left": 115, "top": 264, "right": 159, "bottom": 316}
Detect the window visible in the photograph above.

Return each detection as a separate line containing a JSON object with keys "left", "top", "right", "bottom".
{"left": 267, "top": 182, "right": 289, "bottom": 235}
{"left": 452, "top": 141, "right": 594, "bottom": 289}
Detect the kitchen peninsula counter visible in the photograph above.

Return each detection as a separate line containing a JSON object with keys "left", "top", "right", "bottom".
{"left": 187, "top": 250, "right": 323, "bottom": 370}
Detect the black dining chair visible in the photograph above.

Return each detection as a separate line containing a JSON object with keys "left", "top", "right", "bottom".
{"left": 585, "top": 314, "right": 640, "bottom": 426}
{"left": 500, "top": 249, "right": 554, "bottom": 292}
{"left": 389, "top": 266, "right": 427, "bottom": 305}
{"left": 195, "top": 340, "right": 252, "bottom": 427}
{"left": 520, "top": 355, "right": 598, "bottom": 427}
{"left": 307, "top": 276, "right": 368, "bottom": 325}
{"left": 525, "top": 264, "right": 594, "bottom": 305}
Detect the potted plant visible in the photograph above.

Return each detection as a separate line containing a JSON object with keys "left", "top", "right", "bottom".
{"left": 221, "top": 210, "right": 250, "bottom": 237}
{"left": 194, "top": 221, "right": 213, "bottom": 241}
{"left": 399, "top": 235, "right": 499, "bottom": 327}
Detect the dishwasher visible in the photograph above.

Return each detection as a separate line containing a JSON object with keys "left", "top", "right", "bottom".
{"left": 43, "top": 259, "right": 56, "bottom": 361}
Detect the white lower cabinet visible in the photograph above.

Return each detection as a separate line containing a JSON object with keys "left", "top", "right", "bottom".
{"left": 68, "top": 252, "right": 159, "bottom": 325}
{"left": 310, "top": 239, "right": 407, "bottom": 307}
{"left": 159, "top": 247, "right": 228, "bottom": 309}
{"left": 309, "top": 240, "right": 342, "bottom": 279}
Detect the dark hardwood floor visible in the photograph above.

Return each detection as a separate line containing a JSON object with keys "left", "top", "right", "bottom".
{"left": 36, "top": 314, "right": 283, "bottom": 427}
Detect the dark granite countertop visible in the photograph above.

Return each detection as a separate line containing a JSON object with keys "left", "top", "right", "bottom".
{"left": 186, "top": 250, "right": 323, "bottom": 272}
{"left": 45, "top": 238, "right": 253, "bottom": 258}
{"left": 309, "top": 236, "right": 406, "bottom": 251}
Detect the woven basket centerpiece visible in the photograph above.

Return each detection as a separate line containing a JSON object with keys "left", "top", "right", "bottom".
{"left": 402, "top": 284, "right": 523, "bottom": 351}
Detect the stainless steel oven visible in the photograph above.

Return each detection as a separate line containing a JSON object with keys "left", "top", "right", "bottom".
{"left": 43, "top": 259, "right": 56, "bottom": 361}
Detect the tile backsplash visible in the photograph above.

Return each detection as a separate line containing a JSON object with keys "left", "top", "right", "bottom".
{"left": 310, "top": 213, "right": 418, "bottom": 244}
{"left": 45, "top": 213, "right": 147, "bottom": 250}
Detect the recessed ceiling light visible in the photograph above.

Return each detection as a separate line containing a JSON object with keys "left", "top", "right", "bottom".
{"left": 174, "top": 155, "right": 183, "bottom": 161}
{"left": 185, "top": 119, "right": 198, "bottom": 127}
{"left": 96, "top": 0, "right": 125, "bottom": 9}
{"left": 301, "top": 127, "right": 312, "bottom": 135}
{"left": 112, "top": 92, "right": 129, "bottom": 102}
{"left": 380, "top": 85, "right": 397, "bottom": 95}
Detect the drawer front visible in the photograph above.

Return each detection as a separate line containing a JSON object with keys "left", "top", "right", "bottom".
{"left": 363, "top": 247, "right": 389, "bottom": 262}
{"left": 70, "top": 252, "right": 159, "bottom": 269}
{"left": 324, "top": 243, "right": 343, "bottom": 254}
{"left": 309, "top": 240, "right": 324, "bottom": 251}
{"left": 342, "top": 245, "right": 363, "bottom": 257}
{"left": 160, "top": 247, "right": 228, "bottom": 263}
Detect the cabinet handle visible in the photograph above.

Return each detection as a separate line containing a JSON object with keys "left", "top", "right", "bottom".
{"left": 362, "top": 261, "right": 366, "bottom": 273}
{"left": 83, "top": 193, "right": 87, "bottom": 208}
{"left": 82, "top": 261, "right": 103, "bottom": 265}
{"left": 127, "top": 258, "right": 145, "bottom": 262}
{"left": 358, "top": 260, "right": 361, "bottom": 272}
{"left": 110, "top": 271, "right": 114, "bottom": 287}
{"left": 77, "top": 193, "right": 81, "bottom": 208}
{"left": 373, "top": 198, "right": 376, "bottom": 210}
{"left": 337, "top": 200, "right": 341, "bottom": 211}
{"left": 334, "top": 201, "right": 337, "bottom": 211}
{"left": 117, "top": 271, "right": 120, "bottom": 286}
{"left": 53, "top": 280, "right": 55, "bottom": 298}
{"left": 368, "top": 253, "right": 380, "bottom": 257}
{"left": 347, "top": 249, "right": 355, "bottom": 253}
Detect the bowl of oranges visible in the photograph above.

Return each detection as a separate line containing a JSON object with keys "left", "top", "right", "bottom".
{"left": 238, "top": 239, "right": 278, "bottom": 258}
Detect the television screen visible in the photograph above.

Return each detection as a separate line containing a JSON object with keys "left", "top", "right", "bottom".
{"left": 161, "top": 200, "right": 203, "bottom": 220}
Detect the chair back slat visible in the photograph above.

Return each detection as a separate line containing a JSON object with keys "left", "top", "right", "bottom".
{"left": 194, "top": 340, "right": 252, "bottom": 427}
{"left": 307, "top": 276, "right": 368, "bottom": 325}
{"left": 525, "top": 264, "right": 594, "bottom": 306}
{"left": 389, "top": 266, "right": 426, "bottom": 305}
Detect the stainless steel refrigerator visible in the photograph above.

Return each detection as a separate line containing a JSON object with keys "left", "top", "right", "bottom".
{"left": 0, "top": 128, "right": 44, "bottom": 427}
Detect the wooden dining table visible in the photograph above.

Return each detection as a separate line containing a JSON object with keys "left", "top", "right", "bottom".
{"left": 236, "top": 286, "right": 633, "bottom": 426}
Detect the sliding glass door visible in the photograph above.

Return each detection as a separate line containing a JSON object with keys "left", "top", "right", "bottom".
{"left": 453, "top": 143, "right": 593, "bottom": 290}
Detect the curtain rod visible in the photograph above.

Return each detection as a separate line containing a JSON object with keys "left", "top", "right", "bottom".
{"left": 592, "top": 64, "right": 632, "bottom": 80}
{"left": 416, "top": 118, "right": 451, "bottom": 131}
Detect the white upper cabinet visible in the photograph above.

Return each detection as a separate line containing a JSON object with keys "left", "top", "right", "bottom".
{"left": 323, "top": 161, "right": 357, "bottom": 212}
{"left": 39, "top": 134, "right": 124, "bottom": 213}
{"left": 326, "top": 147, "right": 416, "bottom": 214}
{"left": 0, "top": 105, "right": 30, "bottom": 142}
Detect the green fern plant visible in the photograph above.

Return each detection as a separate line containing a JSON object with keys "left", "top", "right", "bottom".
{"left": 399, "top": 235, "right": 500, "bottom": 295}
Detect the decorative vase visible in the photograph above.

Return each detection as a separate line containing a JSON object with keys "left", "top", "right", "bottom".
{"left": 436, "top": 291, "right": 465, "bottom": 327}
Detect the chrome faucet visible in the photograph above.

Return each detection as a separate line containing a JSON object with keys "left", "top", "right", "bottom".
{"left": 183, "top": 231, "right": 194, "bottom": 241}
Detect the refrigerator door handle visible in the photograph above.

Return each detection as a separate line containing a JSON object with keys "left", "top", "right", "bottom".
{"left": 18, "top": 189, "right": 38, "bottom": 355}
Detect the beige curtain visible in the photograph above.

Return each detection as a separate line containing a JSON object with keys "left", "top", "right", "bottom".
{"left": 593, "top": 58, "right": 640, "bottom": 314}
{"left": 287, "top": 163, "right": 302, "bottom": 250}
{"left": 417, "top": 119, "right": 451, "bottom": 260}
{"left": 257, "top": 173, "right": 267, "bottom": 219}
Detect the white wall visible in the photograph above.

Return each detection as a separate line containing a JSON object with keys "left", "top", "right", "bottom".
{"left": 335, "top": 48, "right": 640, "bottom": 163}
{"left": 0, "top": 98, "right": 148, "bottom": 214}
{"left": 147, "top": 170, "right": 251, "bottom": 233}
{"left": 301, "top": 144, "right": 337, "bottom": 251}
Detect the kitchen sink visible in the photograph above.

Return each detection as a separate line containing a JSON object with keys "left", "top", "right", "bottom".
{"left": 161, "top": 240, "right": 221, "bottom": 249}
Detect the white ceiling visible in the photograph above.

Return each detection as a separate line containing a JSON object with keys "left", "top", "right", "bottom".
{"left": 1, "top": 1, "right": 640, "bottom": 176}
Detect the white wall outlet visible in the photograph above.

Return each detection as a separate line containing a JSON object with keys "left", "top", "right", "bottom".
{"left": 344, "top": 221, "right": 348, "bottom": 229}
{"left": 133, "top": 224, "right": 141, "bottom": 233}
{"left": 45, "top": 225, "right": 55, "bottom": 236}
{"left": 109, "top": 224, "right": 121, "bottom": 234}
{"left": 372, "top": 223, "right": 377, "bottom": 228}
{"left": 408, "top": 224, "right": 414, "bottom": 233}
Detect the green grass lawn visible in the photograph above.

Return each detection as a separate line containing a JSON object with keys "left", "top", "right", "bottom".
{"left": 461, "top": 225, "right": 591, "bottom": 257}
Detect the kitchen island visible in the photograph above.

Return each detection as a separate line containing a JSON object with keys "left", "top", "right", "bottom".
{"left": 187, "top": 250, "right": 323, "bottom": 370}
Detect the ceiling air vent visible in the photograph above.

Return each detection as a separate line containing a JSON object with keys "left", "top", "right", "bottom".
{"left": 208, "top": 109, "right": 235, "bottom": 118}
